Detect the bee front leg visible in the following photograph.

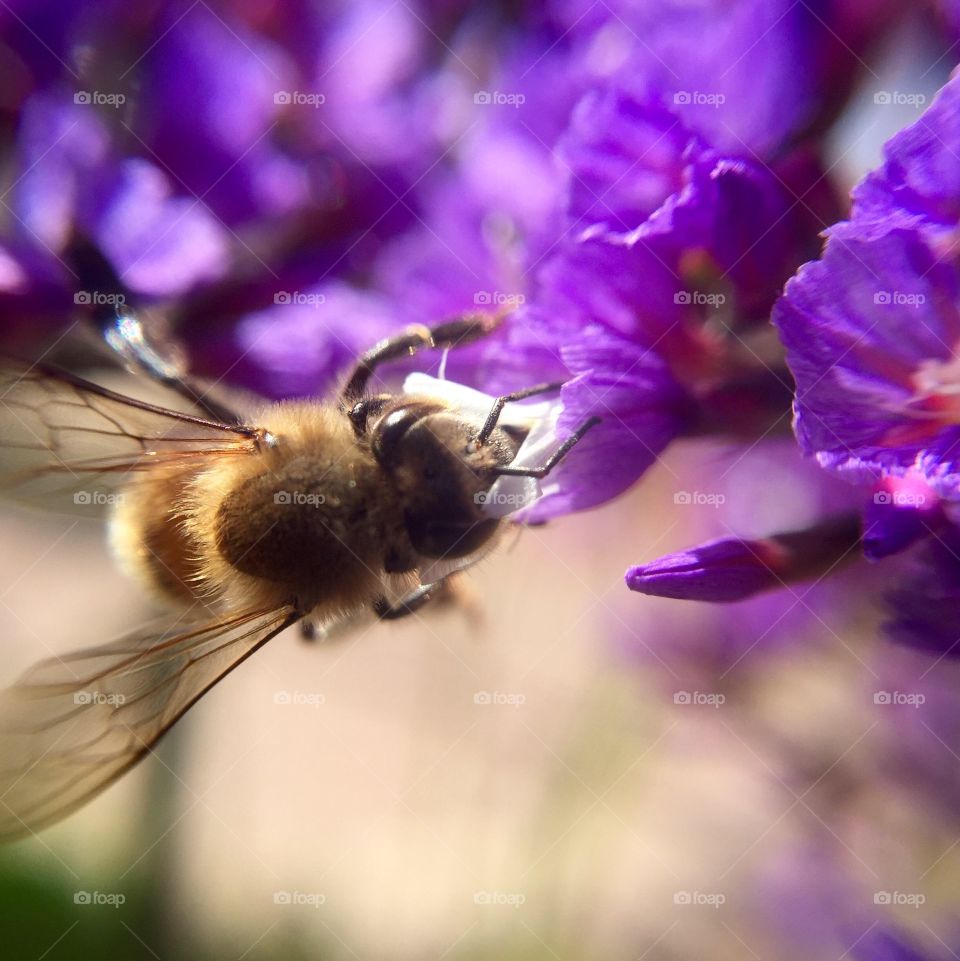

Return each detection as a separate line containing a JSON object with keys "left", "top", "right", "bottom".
{"left": 341, "top": 312, "right": 505, "bottom": 404}
{"left": 475, "top": 382, "right": 565, "bottom": 445}
{"left": 493, "top": 416, "right": 602, "bottom": 478}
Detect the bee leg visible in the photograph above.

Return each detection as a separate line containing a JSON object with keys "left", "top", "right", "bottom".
{"left": 341, "top": 312, "right": 505, "bottom": 403}
{"left": 373, "top": 581, "right": 443, "bottom": 620}
{"left": 102, "top": 306, "right": 246, "bottom": 424}
{"left": 493, "top": 416, "right": 602, "bottom": 478}
{"left": 475, "top": 382, "right": 565, "bottom": 445}
{"left": 67, "top": 234, "right": 246, "bottom": 424}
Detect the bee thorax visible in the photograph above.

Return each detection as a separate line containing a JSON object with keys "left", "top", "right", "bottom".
{"left": 212, "top": 453, "right": 388, "bottom": 610}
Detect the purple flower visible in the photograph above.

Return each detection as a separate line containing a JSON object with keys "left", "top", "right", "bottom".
{"left": 840, "top": 70, "right": 960, "bottom": 244}
{"left": 766, "top": 74, "right": 960, "bottom": 654}
{"left": 626, "top": 515, "right": 862, "bottom": 602}
{"left": 775, "top": 77, "right": 960, "bottom": 502}
{"left": 528, "top": 324, "right": 692, "bottom": 519}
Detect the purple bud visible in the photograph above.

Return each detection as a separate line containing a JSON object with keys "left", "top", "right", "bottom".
{"left": 626, "top": 515, "right": 861, "bottom": 602}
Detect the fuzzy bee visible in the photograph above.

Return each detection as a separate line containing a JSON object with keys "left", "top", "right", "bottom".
{"left": 0, "top": 309, "right": 597, "bottom": 841}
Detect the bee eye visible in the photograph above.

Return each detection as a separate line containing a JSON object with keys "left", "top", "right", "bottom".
{"left": 372, "top": 407, "right": 424, "bottom": 465}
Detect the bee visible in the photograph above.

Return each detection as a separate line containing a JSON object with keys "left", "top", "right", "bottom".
{"left": 0, "top": 309, "right": 598, "bottom": 841}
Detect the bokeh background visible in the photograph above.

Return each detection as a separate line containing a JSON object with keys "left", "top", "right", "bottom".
{"left": 2, "top": 2, "right": 960, "bottom": 959}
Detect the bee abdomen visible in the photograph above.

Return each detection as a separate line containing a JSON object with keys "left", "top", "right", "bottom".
{"left": 109, "top": 469, "right": 208, "bottom": 605}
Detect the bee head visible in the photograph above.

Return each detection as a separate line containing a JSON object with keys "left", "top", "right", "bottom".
{"left": 370, "top": 399, "right": 520, "bottom": 559}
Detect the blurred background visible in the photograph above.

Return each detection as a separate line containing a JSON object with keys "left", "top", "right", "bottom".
{"left": 2, "top": 1, "right": 960, "bottom": 959}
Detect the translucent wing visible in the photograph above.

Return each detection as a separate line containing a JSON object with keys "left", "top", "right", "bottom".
{"left": 0, "top": 605, "right": 298, "bottom": 841}
{"left": 0, "top": 361, "right": 265, "bottom": 513}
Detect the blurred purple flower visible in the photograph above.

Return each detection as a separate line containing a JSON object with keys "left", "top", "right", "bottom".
{"left": 9, "top": 93, "right": 230, "bottom": 303}
{"left": 885, "top": 525, "right": 960, "bottom": 657}
{"left": 863, "top": 474, "right": 945, "bottom": 560}
{"left": 851, "top": 931, "right": 935, "bottom": 961}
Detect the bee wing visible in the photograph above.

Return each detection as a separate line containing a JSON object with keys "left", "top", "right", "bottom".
{"left": 0, "top": 605, "right": 298, "bottom": 842}
{"left": 0, "top": 361, "right": 264, "bottom": 513}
